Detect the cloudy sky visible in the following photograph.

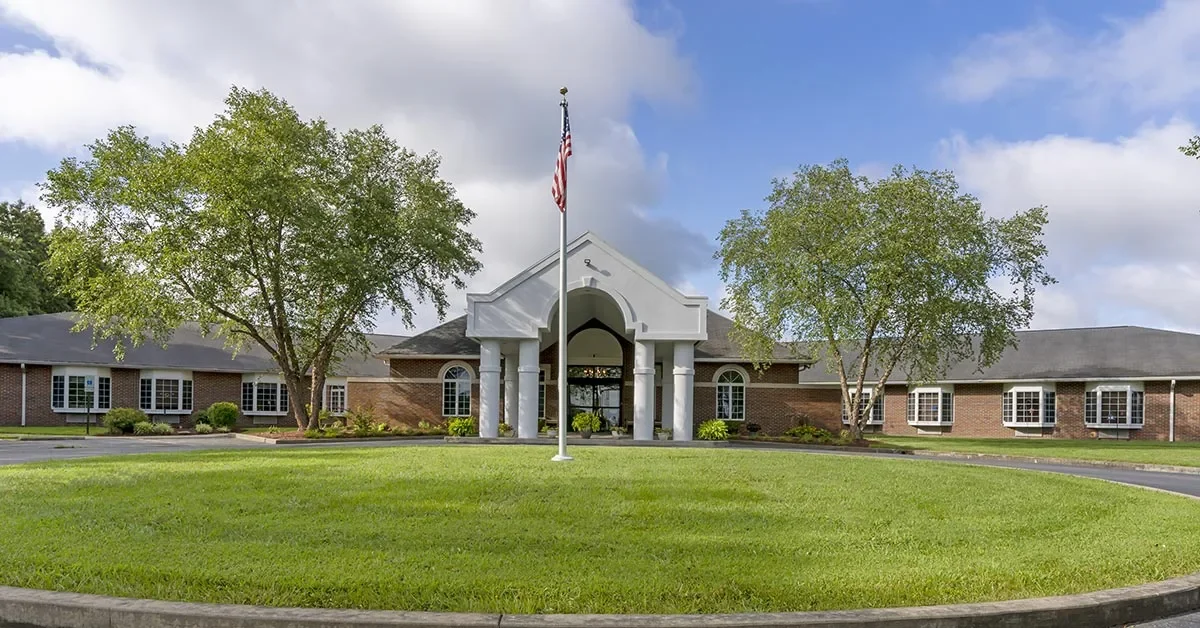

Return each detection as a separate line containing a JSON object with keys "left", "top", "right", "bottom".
{"left": 1, "top": 0, "right": 1198, "bottom": 335}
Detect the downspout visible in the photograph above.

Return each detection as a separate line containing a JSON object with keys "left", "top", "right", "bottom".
{"left": 1169, "top": 379, "right": 1176, "bottom": 443}
{"left": 20, "top": 363, "right": 27, "bottom": 427}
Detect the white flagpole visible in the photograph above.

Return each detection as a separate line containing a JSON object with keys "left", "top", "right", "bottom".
{"left": 552, "top": 86, "right": 573, "bottom": 462}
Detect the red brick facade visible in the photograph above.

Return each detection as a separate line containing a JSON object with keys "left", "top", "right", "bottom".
{"left": 7, "top": 357, "right": 1200, "bottom": 441}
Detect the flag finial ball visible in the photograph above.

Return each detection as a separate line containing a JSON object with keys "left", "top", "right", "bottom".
{"left": 560, "top": 87, "right": 568, "bottom": 96}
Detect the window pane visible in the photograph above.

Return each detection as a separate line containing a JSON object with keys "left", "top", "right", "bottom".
{"left": 941, "top": 392, "right": 953, "bottom": 423}
{"left": 537, "top": 370, "right": 546, "bottom": 418}
{"left": 156, "top": 378, "right": 180, "bottom": 411}
{"left": 181, "top": 380, "right": 193, "bottom": 411}
{"left": 257, "top": 383, "right": 278, "bottom": 413}
{"left": 567, "top": 366, "right": 621, "bottom": 379}
{"left": 98, "top": 377, "right": 111, "bottom": 410}
{"left": 906, "top": 393, "right": 915, "bottom": 422}
{"left": 280, "top": 384, "right": 289, "bottom": 413}
{"left": 717, "top": 386, "right": 731, "bottom": 419}
{"left": 731, "top": 384, "right": 745, "bottom": 419}
{"left": 457, "top": 383, "right": 471, "bottom": 416}
{"left": 52, "top": 376, "right": 65, "bottom": 409}
{"left": 1085, "top": 391, "right": 1097, "bottom": 424}
{"left": 443, "top": 381, "right": 459, "bottom": 416}
{"left": 1014, "top": 391, "right": 1040, "bottom": 423}
{"left": 917, "top": 392, "right": 939, "bottom": 422}
{"left": 1002, "top": 391, "right": 1013, "bottom": 422}
{"left": 140, "top": 378, "right": 153, "bottom": 410}
{"left": 1044, "top": 392, "right": 1056, "bottom": 424}
{"left": 242, "top": 383, "right": 255, "bottom": 412}
{"left": 871, "top": 393, "right": 883, "bottom": 423}
{"left": 1100, "top": 390, "right": 1127, "bottom": 425}
{"left": 68, "top": 375, "right": 90, "bottom": 409}
{"left": 1130, "top": 391, "right": 1144, "bottom": 425}
{"left": 327, "top": 385, "right": 346, "bottom": 414}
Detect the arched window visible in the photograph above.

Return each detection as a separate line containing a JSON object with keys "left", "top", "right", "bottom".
{"left": 442, "top": 366, "right": 472, "bottom": 417}
{"left": 716, "top": 368, "right": 746, "bottom": 420}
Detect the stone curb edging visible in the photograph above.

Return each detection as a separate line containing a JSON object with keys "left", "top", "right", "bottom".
{"left": 1, "top": 571, "right": 1198, "bottom": 628}
{"left": 233, "top": 433, "right": 446, "bottom": 445}
{"left": 916, "top": 450, "right": 1200, "bottom": 476}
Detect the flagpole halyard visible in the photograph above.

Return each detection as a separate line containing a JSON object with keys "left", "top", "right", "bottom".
{"left": 552, "top": 87, "right": 573, "bottom": 463}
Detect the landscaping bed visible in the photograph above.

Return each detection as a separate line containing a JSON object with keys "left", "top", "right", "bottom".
{"left": 1, "top": 447, "right": 1198, "bottom": 614}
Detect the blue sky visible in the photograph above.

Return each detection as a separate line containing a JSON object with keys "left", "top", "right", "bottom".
{"left": 1, "top": 0, "right": 1199, "bottom": 334}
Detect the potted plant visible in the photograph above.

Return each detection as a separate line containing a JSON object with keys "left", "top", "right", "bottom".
{"left": 571, "top": 411, "right": 601, "bottom": 439}
{"left": 655, "top": 427, "right": 671, "bottom": 441}
{"left": 609, "top": 424, "right": 627, "bottom": 438}
{"left": 746, "top": 422, "right": 761, "bottom": 438}
{"left": 498, "top": 422, "right": 514, "bottom": 437}
{"left": 544, "top": 424, "right": 558, "bottom": 438}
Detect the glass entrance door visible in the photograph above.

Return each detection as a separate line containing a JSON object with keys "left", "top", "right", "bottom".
{"left": 567, "top": 366, "right": 623, "bottom": 430}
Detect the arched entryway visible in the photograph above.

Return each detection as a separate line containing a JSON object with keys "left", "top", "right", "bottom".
{"left": 566, "top": 327, "right": 624, "bottom": 430}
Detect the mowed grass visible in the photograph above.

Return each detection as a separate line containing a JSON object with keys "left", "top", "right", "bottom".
{"left": 0, "top": 426, "right": 92, "bottom": 437}
{"left": 1, "top": 447, "right": 1198, "bottom": 613}
{"left": 873, "top": 436, "right": 1200, "bottom": 468}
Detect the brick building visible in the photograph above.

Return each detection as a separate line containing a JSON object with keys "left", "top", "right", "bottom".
{"left": 4, "top": 232, "right": 1200, "bottom": 441}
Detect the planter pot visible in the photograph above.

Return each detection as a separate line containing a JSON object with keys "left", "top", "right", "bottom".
{"left": 580, "top": 429, "right": 592, "bottom": 439}
{"left": 546, "top": 430, "right": 558, "bottom": 438}
{"left": 610, "top": 431, "right": 622, "bottom": 438}
{"left": 656, "top": 433, "right": 670, "bottom": 441}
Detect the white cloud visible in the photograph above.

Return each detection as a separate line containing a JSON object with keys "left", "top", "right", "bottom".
{"left": 945, "top": 119, "right": 1200, "bottom": 331}
{"left": 0, "top": 0, "right": 712, "bottom": 334}
{"left": 940, "top": 0, "right": 1200, "bottom": 111}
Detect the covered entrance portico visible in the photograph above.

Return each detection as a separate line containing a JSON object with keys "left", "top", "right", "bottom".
{"left": 466, "top": 233, "right": 708, "bottom": 441}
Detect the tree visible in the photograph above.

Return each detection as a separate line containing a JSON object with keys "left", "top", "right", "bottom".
{"left": 43, "top": 87, "right": 481, "bottom": 430}
{"left": 1183, "top": 135, "right": 1200, "bottom": 158}
{"left": 0, "top": 200, "right": 72, "bottom": 317}
{"left": 717, "top": 159, "right": 1053, "bottom": 439}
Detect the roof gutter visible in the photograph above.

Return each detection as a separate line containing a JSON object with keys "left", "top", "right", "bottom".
{"left": 1170, "top": 379, "right": 1176, "bottom": 443}
{"left": 20, "top": 363, "right": 27, "bottom": 427}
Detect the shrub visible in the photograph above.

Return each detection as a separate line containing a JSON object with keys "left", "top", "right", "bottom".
{"left": 132, "top": 421, "right": 155, "bottom": 435}
{"left": 697, "top": 419, "right": 729, "bottom": 441}
{"left": 784, "top": 424, "right": 833, "bottom": 440}
{"left": 214, "top": 425, "right": 231, "bottom": 433}
{"left": 498, "top": 422, "right": 514, "bottom": 436}
{"left": 346, "top": 407, "right": 375, "bottom": 435}
{"left": 447, "top": 416, "right": 475, "bottom": 436}
{"left": 723, "top": 419, "right": 742, "bottom": 436}
{"left": 206, "top": 402, "right": 240, "bottom": 430}
{"left": 150, "top": 422, "right": 174, "bottom": 435}
{"left": 194, "top": 423, "right": 214, "bottom": 434}
{"left": 571, "top": 411, "right": 602, "bottom": 433}
{"left": 194, "top": 409, "right": 210, "bottom": 425}
{"left": 103, "top": 408, "right": 148, "bottom": 435}
{"left": 303, "top": 428, "right": 323, "bottom": 439}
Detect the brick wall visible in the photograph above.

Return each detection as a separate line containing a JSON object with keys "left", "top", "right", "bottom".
{"left": 1175, "top": 381, "right": 1200, "bottom": 441}
{"left": 354, "top": 357, "right": 481, "bottom": 427}
{"left": 192, "top": 371, "right": 244, "bottom": 428}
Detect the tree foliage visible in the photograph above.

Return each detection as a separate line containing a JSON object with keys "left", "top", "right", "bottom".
{"left": 1183, "top": 135, "right": 1200, "bottom": 158}
{"left": 44, "top": 86, "right": 481, "bottom": 430}
{"left": 0, "top": 200, "right": 73, "bottom": 317}
{"left": 717, "top": 159, "right": 1054, "bottom": 438}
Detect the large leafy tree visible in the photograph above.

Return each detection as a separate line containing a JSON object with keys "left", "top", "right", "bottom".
{"left": 0, "top": 200, "right": 72, "bottom": 317}
{"left": 718, "top": 159, "right": 1053, "bottom": 439}
{"left": 44, "top": 87, "right": 481, "bottom": 430}
{"left": 1183, "top": 135, "right": 1200, "bottom": 158}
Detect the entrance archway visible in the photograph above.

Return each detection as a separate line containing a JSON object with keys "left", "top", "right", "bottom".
{"left": 566, "top": 327, "right": 624, "bottom": 430}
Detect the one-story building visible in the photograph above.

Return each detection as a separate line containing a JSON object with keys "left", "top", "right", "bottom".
{"left": 2, "top": 232, "right": 1200, "bottom": 441}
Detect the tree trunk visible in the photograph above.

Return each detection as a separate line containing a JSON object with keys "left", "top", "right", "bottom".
{"left": 306, "top": 352, "right": 331, "bottom": 431}
{"left": 282, "top": 371, "right": 308, "bottom": 431}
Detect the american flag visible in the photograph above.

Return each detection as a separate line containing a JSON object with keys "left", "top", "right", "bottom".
{"left": 551, "top": 100, "right": 571, "bottom": 212}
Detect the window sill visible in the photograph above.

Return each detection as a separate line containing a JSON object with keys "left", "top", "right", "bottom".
{"left": 1086, "top": 423, "right": 1144, "bottom": 430}
{"left": 140, "top": 409, "right": 193, "bottom": 415}
{"left": 245, "top": 411, "right": 289, "bottom": 417}
{"left": 53, "top": 408, "right": 109, "bottom": 414}
{"left": 1004, "top": 422, "right": 1056, "bottom": 428}
{"left": 908, "top": 421, "right": 953, "bottom": 426}
{"left": 842, "top": 420, "right": 884, "bottom": 426}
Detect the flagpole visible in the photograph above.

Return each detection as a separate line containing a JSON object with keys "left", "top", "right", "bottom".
{"left": 552, "top": 86, "right": 573, "bottom": 462}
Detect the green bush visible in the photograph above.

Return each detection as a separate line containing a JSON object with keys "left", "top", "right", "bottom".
{"left": 723, "top": 419, "right": 742, "bottom": 436}
{"left": 697, "top": 419, "right": 729, "bottom": 441}
{"left": 346, "top": 407, "right": 375, "bottom": 435}
{"left": 784, "top": 424, "right": 832, "bottom": 440}
{"left": 447, "top": 416, "right": 475, "bottom": 436}
{"left": 214, "top": 425, "right": 231, "bottom": 433}
{"left": 194, "top": 409, "right": 210, "bottom": 425}
{"left": 206, "top": 402, "right": 240, "bottom": 430}
{"left": 498, "top": 422, "right": 514, "bottom": 436}
{"left": 571, "top": 411, "right": 602, "bottom": 433}
{"left": 103, "top": 408, "right": 148, "bottom": 435}
{"left": 194, "top": 423, "right": 214, "bottom": 434}
{"left": 150, "top": 422, "right": 174, "bottom": 435}
{"left": 303, "top": 428, "right": 323, "bottom": 439}
{"left": 132, "top": 421, "right": 155, "bottom": 436}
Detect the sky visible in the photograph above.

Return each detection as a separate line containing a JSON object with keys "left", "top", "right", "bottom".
{"left": 1, "top": 0, "right": 1199, "bottom": 335}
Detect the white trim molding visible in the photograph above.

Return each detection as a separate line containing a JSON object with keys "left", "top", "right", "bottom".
{"left": 50, "top": 366, "right": 112, "bottom": 415}
{"left": 437, "top": 360, "right": 477, "bottom": 381}
{"left": 1084, "top": 381, "right": 1145, "bottom": 429}
{"left": 907, "top": 385, "right": 954, "bottom": 426}
{"left": 842, "top": 386, "right": 884, "bottom": 425}
{"left": 1002, "top": 383, "right": 1056, "bottom": 428}
{"left": 138, "top": 369, "right": 194, "bottom": 417}
{"left": 240, "top": 373, "right": 291, "bottom": 417}
{"left": 714, "top": 364, "right": 748, "bottom": 421}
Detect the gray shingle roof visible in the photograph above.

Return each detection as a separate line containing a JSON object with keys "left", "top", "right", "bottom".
{"left": 696, "top": 310, "right": 803, "bottom": 362}
{"left": 796, "top": 326, "right": 1200, "bottom": 384}
{"left": 0, "top": 313, "right": 403, "bottom": 377}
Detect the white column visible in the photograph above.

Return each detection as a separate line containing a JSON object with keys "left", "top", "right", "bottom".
{"left": 633, "top": 340, "right": 656, "bottom": 441}
{"left": 673, "top": 342, "right": 694, "bottom": 441}
{"left": 478, "top": 340, "right": 501, "bottom": 438}
{"left": 660, "top": 346, "right": 674, "bottom": 437}
{"left": 517, "top": 339, "right": 540, "bottom": 439}
{"left": 503, "top": 354, "right": 518, "bottom": 428}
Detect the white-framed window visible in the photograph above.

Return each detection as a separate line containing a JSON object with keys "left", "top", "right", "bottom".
{"left": 537, "top": 368, "right": 547, "bottom": 419}
{"left": 324, "top": 377, "right": 347, "bottom": 415}
{"left": 50, "top": 366, "right": 112, "bottom": 413}
{"left": 138, "top": 370, "right": 193, "bottom": 414}
{"left": 241, "top": 374, "right": 290, "bottom": 415}
{"left": 1002, "top": 383, "right": 1056, "bottom": 427}
{"left": 1084, "top": 382, "right": 1144, "bottom": 429}
{"left": 715, "top": 365, "right": 747, "bottom": 421}
{"left": 441, "top": 362, "right": 473, "bottom": 417}
{"left": 842, "top": 387, "right": 884, "bottom": 425}
{"left": 906, "top": 385, "right": 953, "bottom": 425}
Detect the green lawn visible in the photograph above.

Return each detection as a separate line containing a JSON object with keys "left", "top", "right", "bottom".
{"left": 873, "top": 436, "right": 1200, "bottom": 467}
{"left": 0, "top": 426, "right": 91, "bottom": 437}
{"left": 0, "top": 447, "right": 1198, "bottom": 613}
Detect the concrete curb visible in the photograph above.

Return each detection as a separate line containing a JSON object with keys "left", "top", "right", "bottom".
{"left": 233, "top": 433, "right": 446, "bottom": 445}
{"left": 445, "top": 436, "right": 726, "bottom": 447}
{"left": 9, "top": 435, "right": 88, "bottom": 441}
{"left": 1, "top": 571, "right": 1198, "bottom": 627}
{"left": 916, "top": 450, "right": 1200, "bottom": 476}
